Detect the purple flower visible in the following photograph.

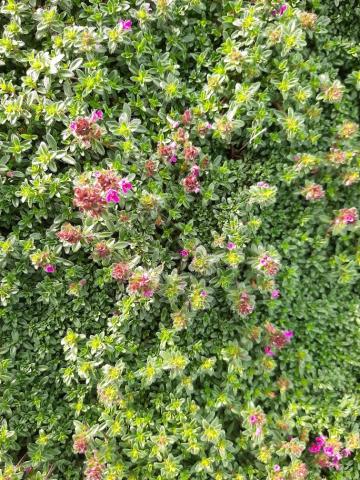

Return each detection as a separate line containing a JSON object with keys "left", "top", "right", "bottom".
{"left": 105, "top": 189, "right": 120, "bottom": 203}
{"left": 90, "top": 110, "right": 103, "bottom": 122}
{"left": 341, "top": 448, "right": 352, "bottom": 457}
{"left": 274, "top": 465, "right": 281, "bottom": 472}
{"left": 70, "top": 121, "right": 77, "bottom": 131}
{"left": 200, "top": 290, "right": 207, "bottom": 297}
{"left": 257, "top": 181, "right": 270, "bottom": 188}
{"left": 179, "top": 249, "right": 189, "bottom": 257}
{"left": 271, "top": 289, "right": 280, "bottom": 299}
{"left": 227, "top": 242, "right": 236, "bottom": 250}
{"left": 44, "top": 264, "right": 56, "bottom": 273}
{"left": 118, "top": 19, "right": 132, "bottom": 30}
{"left": 120, "top": 179, "right": 133, "bottom": 194}
{"left": 264, "top": 346, "right": 275, "bottom": 357}
{"left": 169, "top": 155, "right": 177, "bottom": 164}
{"left": 323, "top": 446, "right": 334, "bottom": 457}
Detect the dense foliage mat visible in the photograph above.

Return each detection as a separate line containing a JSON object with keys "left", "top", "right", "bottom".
{"left": 0, "top": 1, "right": 359, "bottom": 479}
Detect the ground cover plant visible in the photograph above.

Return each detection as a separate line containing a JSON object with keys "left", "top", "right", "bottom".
{"left": 0, "top": 0, "right": 359, "bottom": 479}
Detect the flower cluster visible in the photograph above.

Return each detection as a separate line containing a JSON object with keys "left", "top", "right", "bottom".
{"left": 264, "top": 323, "right": 294, "bottom": 356}
{"left": 308, "top": 435, "right": 352, "bottom": 470}
{"left": 69, "top": 110, "right": 103, "bottom": 148}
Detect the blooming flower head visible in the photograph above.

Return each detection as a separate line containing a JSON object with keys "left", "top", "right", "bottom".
{"left": 274, "top": 465, "right": 281, "bottom": 472}
{"left": 308, "top": 443, "right": 322, "bottom": 454}
{"left": 169, "top": 155, "right": 177, "bottom": 164}
{"left": 283, "top": 330, "right": 294, "bottom": 341}
{"left": 112, "top": 262, "right": 130, "bottom": 282}
{"left": 90, "top": 110, "right": 103, "bottom": 122}
{"left": 143, "top": 289, "right": 154, "bottom": 298}
{"left": 302, "top": 183, "right": 325, "bottom": 201}
{"left": 191, "top": 165, "right": 200, "bottom": 177}
{"left": 227, "top": 242, "right": 236, "bottom": 250}
{"left": 44, "top": 264, "right": 56, "bottom": 273}
{"left": 120, "top": 179, "right": 133, "bottom": 194}
{"left": 323, "top": 446, "right": 334, "bottom": 457}
{"left": 105, "top": 189, "right": 120, "bottom": 203}
{"left": 271, "top": 289, "right": 280, "bottom": 299}
{"left": 179, "top": 249, "right": 189, "bottom": 257}
{"left": 264, "top": 346, "right": 275, "bottom": 357}
{"left": 249, "top": 415, "right": 258, "bottom": 424}
{"left": 118, "top": 19, "right": 132, "bottom": 30}
{"left": 200, "top": 290, "right": 207, "bottom": 297}
{"left": 182, "top": 173, "right": 200, "bottom": 193}
{"left": 315, "top": 436, "right": 326, "bottom": 446}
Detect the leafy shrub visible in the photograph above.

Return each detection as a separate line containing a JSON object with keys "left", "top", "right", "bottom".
{"left": 0, "top": 0, "right": 359, "bottom": 479}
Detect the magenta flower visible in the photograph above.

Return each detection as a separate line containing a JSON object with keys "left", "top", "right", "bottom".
{"left": 105, "top": 189, "right": 120, "bottom": 203}
{"left": 271, "top": 289, "right": 280, "bottom": 299}
{"left": 278, "top": 4, "right": 288, "bottom": 15}
{"left": 44, "top": 264, "right": 56, "bottom": 273}
{"left": 249, "top": 415, "right": 257, "bottom": 425}
{"left": 274, "top": 465, "right": 281, "bottom": 472}
{"left": 283, "top": 330, "right": 294, "bottom": 341}
{"left": 169, "top": 155, "right": 177, "bottom": 164}
{"left": 341, "top": 448, "right": 352, "bottom": 457}
{"left": 90, "top": 110, "right": 103, "bottom": 122}
{"left": 119, "top": 19, "right": 132, "bottom": 30}
{"left": 315, "top": 436, "right": 326, "bottom": 446}
{"left": 179, "top": 249, "right": 189, "bottom": 257}
{"left": 200, "top": 290, "right": 207, "bottom": 297}
{"left": 264, "top": 346, "right": 275, "bottom": 357}
{"left": 308, "top": 443, "right": 322, "bottom": 454}
{"left": 120, "top": 179, "right": 133, "bottom": 194}
{"left": 227, "top": 242, "right": 236, "bottom": 250}
{"left": 70, "top": 121, "right": 77, "bottom": 131}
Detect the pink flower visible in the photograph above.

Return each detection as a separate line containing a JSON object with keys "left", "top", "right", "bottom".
{"left": 255, "top": 427, "right": 262, "bottom": 436}
{"left": 279, "top": 4, "right": 288, "bottom": 15}
{"left": 274, "top": 465, "right": 281, "bottom": 472}
{"left": 191, "top": 165, "right": 200, "bottom": 177}
{"left": 283, "top": 330, "right": 294, "bottom": 341}
{"left": 105, "top": 189, "right": 120, "bottom": 203}
{"left": 119, "top": 19, "right": 132, "bottom": 30}
{"left": 120, "top": 179, "right": 133, "bottom": 194}
{"left": 323, "top": 446, "right": 334, "bottom": 457}
{"left": 227, "top": 242, "right": 236, "bottom": 250}
{"left": 169, "top": 155, "right": 177, "bottom": 164}
{"left": 90, "top": 110, "right": 103, "bottom": 122}
{"left": 249, "top": 415, "right": 257, "bottom": 424}
{"left": 70, "top": 121, "right": 77, "bottom": 131}
{"left": 143, "top": 289, "right": 154, "bottom": 298}
{"left": 315, "top": 436, "right": 326, "bottom": 446}
{"left": 179, "top": 249, "right": 189, "bottom": 257}
{"left": 44, "top": 264, "right": 56, "bottom": 273}
{"left": 200, "top": 290, "right": 207, "bottom": 297}
{"left": 341, "top": 448, "right": 352, "bottom": 457}
{"left": 271, "top": 289, "right": 280, "bottom": 299}
{"left": 264, "top": 346, "right": 275, "bottom": 357}
{"left": 308, "top": 443, "right": 322, "bottom": 454}
{"left": 257, "top": 181, "right": 270, "bottom": 188}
